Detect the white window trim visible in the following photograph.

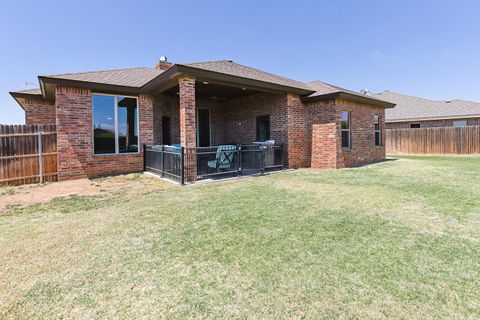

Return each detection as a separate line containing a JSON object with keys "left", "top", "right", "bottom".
{"left": 341, "top": 112, "right": 351, "bottom": 149}
{"left": 92, "top": 93, "right": 141, "bottom": 156}
{"left": 374, "top": 114, "right": 382, "bottom": 147}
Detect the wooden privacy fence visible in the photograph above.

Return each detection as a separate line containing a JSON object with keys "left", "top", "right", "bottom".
{"left": 386, "top": 126, "right": 480, "bottom": 154}
{"left": 0, "top": 125, "right": 58, "bottom": 185}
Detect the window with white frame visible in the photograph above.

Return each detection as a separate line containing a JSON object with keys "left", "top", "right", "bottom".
{"left": 341, "top": 112, "right": 351, "bottom": 148}
{"left": 453, "top": 120, "right": 467, "bottom": 127}
{"left": 92, "top": 94, "right": 139, "bottom": 155}
{"left": 374, "top": 115, "right": 382, "bottom": 146}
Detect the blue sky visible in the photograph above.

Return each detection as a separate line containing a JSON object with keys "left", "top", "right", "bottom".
{"left": 1, "top": 0, "right": 479, "bottom": 124}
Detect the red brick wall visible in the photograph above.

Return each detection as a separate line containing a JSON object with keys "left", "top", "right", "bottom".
{"left": 221, "top": 93, "right": 288, "bottom": 146}
{"left": 304, "top": 98, "right": 386, "bottom": 168}
{"left": 386, "top": 117, "right": 480, "bottom": 129}
{"left": 55, "top": 86, "right": 153, "bottom": 181}
{"left": 335, "top": 99, "right": 386, "bottom": 167}
{"left": 153, "top": 94, "right": 180, "bottom": 145}
{"left": 24, "top": 98, "right": 56, "bottom": 125}
{"left": 287, "top": 93, "right": 308, "bottom": 168}
{"left": 311, "top": 123, "right": 344, "bottom": 169}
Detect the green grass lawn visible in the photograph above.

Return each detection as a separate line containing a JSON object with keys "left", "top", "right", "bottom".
{"left": 1, "top": 155, "right": 480, "bottom": 319}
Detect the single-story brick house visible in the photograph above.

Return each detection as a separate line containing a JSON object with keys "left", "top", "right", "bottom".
{"left": 373, "top": 91, "right": 480, "bottom": 129}
{"left": 10, "top": 58, "right": 394, "bottom": 182}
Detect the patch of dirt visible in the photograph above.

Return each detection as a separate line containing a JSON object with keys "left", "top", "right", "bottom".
{"left": 0, "top": 174, "right": 168, "bottom": 211}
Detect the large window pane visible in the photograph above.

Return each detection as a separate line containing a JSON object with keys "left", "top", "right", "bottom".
{"left": 93, "top": 95, "right": 115, "bottom": 154}
{"left": 342, "top": 131, "right": 350, "bottom": 148}
{"left": 341, "top": 112, "right": 350, "bottom": 148}
{"left": 341, "top": 112, "right": 350, "bottom": 130}
{"left": 374, "top": 115, "right": 381, "bottom": 146}
{"left": 117, "top": 97, "right": 138, "bottom": 153}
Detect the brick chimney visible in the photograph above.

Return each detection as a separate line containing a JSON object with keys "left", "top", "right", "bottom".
{"left": 155, "top": 56, "right": 173, "bottom": 70}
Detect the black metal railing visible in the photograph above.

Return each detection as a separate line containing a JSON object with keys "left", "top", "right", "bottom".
{"left": 144, "top": 145, "right": 185, "bottom": 184}
{"left": 144, "top": 144, "right": 284, "bottom": 184}
{"left": 196, "top": 144, "right": 284, "bottom": 180}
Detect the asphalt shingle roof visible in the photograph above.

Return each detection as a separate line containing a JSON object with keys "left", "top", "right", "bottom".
{"left": 10, "top": 60, "right": 396, "bottom": 110}
{"left": 179, "top": 60, "right": 312, "bottom": 91}
{"left": 306, "top": 81, "right": 391, "bottom": 104}
{"left": 10, "top": 88, "right": 42, "bottom": 95}
{"left": 44, "top": 67, "right": 164, "bottom": 87}
{"left": 373, "top": 91, "right": 480, "bottom": 121}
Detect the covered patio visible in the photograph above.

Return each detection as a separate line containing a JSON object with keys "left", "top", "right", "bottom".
{"left": 144, "top": 72, "right": 296, "bottom": 183}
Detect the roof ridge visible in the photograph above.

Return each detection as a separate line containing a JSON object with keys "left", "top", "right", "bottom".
{"left": 225, "top": 60, "right": 308, "bottom": 85}
{"left": 45, "top": 66, "right": 155, "bottom": 78}
{"left": 178, "top": 59, "right": 233, "bottom": 66}
{"left": 179, "top": 60, "right": 309, "bottom": 88}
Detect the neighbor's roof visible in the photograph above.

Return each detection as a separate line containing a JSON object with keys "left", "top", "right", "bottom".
{"left": 304, "top": 81, "right": 395, "bottom": 108}
{"left": 178, "top": 60, "right": 313, "bottom": 91}
{"left": 373, "top": 91, "right": 480, "bottom": 122}
{"left": 42, "top": 67, "right": 164, "bottom": 87}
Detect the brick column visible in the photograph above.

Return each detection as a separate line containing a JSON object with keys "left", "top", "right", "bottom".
{"left": 286, "top": 93, "right": 307, "bottom": 168}
{"left": 311, "top": 123, "right": 345, "bottom": 169}
{"left": 179, "top": 76, "right": 197, "bottom": 182}
{"left": 56, "top": 86, "right": 92, "bottom": 181}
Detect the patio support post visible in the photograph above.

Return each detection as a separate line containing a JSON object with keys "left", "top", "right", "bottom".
{"left": 179, "top": 76, "right": 197, "bottom": 182}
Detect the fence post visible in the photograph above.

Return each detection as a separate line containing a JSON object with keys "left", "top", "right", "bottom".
{"left": 143, "top": 144, "right": 146, "bottom": 171}
{"left": 236, "top": 145, "right": 241, "bottom": 176}
{"left": 38, "top": 132, "right": 43, "bottom": 184}
{"left": 180, "top": 147, "right": 185, "bottom": 185}
{"left": 161, "top": 145, "right": 165, "bottom": 178}
{"left": 280, "top": 144, "right": 284, "bottom": 169}
{"left": 261, "top": 147, "right": 265, "bottom": 176}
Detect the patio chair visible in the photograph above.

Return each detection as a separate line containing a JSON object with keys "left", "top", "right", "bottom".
{"left": 207, "top": 145, "right": 237, "bottom": 170}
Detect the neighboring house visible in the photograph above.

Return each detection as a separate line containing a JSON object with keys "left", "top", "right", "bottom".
{"left": 9, "top": 58, "right": 394, "bottom": 182}
{"left": 373, "top": 91, "right": 480, "bottom": 129}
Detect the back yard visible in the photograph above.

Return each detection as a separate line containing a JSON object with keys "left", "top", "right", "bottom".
{"left": 1, "top": 156, "right": 479, "bottom": 319}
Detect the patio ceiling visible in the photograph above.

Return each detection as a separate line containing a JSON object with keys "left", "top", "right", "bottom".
{"left": 163, "top": 81, "right": 258, "bottom": 101}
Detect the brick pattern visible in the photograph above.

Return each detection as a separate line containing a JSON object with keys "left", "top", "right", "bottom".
{"left": 303, "top": 99, "right": 385, "bottom": 168}
{"left": 153, "top": 94, "right": 180, "bottom": 145}
{"left": 311, "top": 123, "right": 344, "bottom": 169}
{"left": 335, "top": 99, "right": 386, "bottom": 167}
{"left": 286, "top": 93, "right": 307, "bottom": 168}
{"left": 139, "top": 94, "right": 154, "bottom": 146}
{"left": 56, "top": 86, "right": 153, "bottom": 181}
{"left": 178, "top": 76, "right": 197, "bottom": 181}
{"left": 386, "top": 117, "right": 480, "bottom": 129}
{"left": 221, "top": 93, "right": 288, "bottom": 144}
{"left": 24, "top": 98, "right": 56, "bottom": 125}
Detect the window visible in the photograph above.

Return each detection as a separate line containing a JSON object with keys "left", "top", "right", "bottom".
{"left": 374, "top": 115, "right": 382, "bottom": 146}
{"left": 453, "top": 120, "right": 467, "bottom": 127}
{"left": 256, "top": 115, "right": 270, "bottom": 142}
{"left": 341, "top": 112, "right": 351, "bottom": 148}
{"left": 93, "top": 94, "right": 139, "bottom": 155}
{"left": 410, "top": 123, "right": 421, "bottom": 129}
